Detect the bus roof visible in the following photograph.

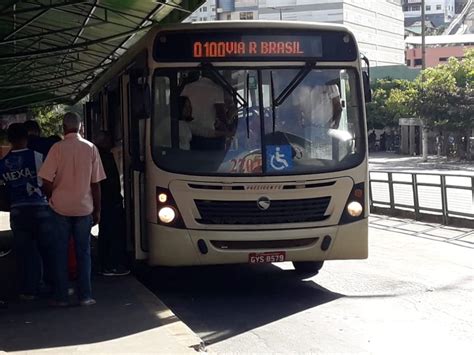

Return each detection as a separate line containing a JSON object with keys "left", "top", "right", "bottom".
{"left": 154, "top": 20, "right": 353, "bottom": 33}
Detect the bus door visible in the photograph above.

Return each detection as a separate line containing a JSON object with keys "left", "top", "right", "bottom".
{"left": 121, "top": 69, "right": 149, "bottom": 260}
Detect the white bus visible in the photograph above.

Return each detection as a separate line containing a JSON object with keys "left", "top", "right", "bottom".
{"left": 85, "top": 21, "right": 371, "bottom": 275}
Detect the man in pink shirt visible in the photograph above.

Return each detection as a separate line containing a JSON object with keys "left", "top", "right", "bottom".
{"left": 39, "top": 112, "right": 106, "bottom": 306}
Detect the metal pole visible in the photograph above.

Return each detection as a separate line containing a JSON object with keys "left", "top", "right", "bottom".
{"left": 369, "top": 173, "right": 374, "bottom": 211}
{"left": 421, "top": 0, "right": 429, "bottom": 161}
{"left": 421, "top": 0, "right": 426, "bottom": 71}
{"left": 388, "top": 172, "right": 395, "bottom": 210}
{"left": 412, "top": 173, "right": 420, "bottom": 220}
{"left": 279, "top": 9, "right": 282, "bottom": 20}
{"left": 440, "top": 175, "right": 449, "bottom": 225}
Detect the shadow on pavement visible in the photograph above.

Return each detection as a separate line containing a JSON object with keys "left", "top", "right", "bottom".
{"left": 0, "top": 275, "right": 176, "bottom": 352}
{"left": 135, "top": 263, "right": 342, "bottom": 346}
{"left": 2, "top": 229, "right": 186, "bottom": 353}
{"left": 0, "top": 230, "right": 17, "bottom": 301}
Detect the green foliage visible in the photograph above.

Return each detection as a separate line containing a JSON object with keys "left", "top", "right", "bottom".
{"left": 30, "top": 105, "right": 65, "bottom": 137}
{"left": 367, "top": 49, "right": 473, "bottom": 132}
{"left": 366, "top": 78, "right": 415, "bottom": 129}
{"left": 414, "top": 49, "right": 474, "bottom": 131}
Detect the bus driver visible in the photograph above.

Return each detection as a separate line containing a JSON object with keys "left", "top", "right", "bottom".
{"left": 181, "top": 72, "right": 231, "bottom": 150}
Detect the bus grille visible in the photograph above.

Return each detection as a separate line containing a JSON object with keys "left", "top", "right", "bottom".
{"left": 194, "top": 197, "right": 331, "bottom": 225}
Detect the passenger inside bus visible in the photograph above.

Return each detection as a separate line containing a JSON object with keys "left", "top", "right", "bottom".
{"left": 178, "top": 96, "right": 193, "bottom": 150}
{"left": 308, "top": 74, "right": 343, "bottom": 129}
{"left": 180, "top": 71, "right": 233, "bottom": 150}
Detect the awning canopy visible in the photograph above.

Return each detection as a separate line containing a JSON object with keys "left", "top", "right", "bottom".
{"left": 0, "top": 0, "right": 202, "bottom": 113}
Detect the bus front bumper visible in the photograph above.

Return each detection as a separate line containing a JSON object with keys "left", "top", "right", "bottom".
{"left": 147, "top": 219, "right": 368, "bottom": 266}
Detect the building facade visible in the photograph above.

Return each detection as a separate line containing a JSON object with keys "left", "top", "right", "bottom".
{"left": 405, "top": 34, "right": 474, "bottom": 67}
{"left": 186, "top": 0, "right": 405, "bottom": 66}
{"left": 402, "top": 0, "right": 456, "bottom": 26}
{"left": 186, "top": 0, "right": 217, "bottom": 22}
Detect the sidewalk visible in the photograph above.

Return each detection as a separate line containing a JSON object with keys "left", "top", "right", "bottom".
{"left": 0, "top": 274, "right": 204, "bottom": 354}
{"left": 0, "top": 212, "right": 203, "bottom": 354}
{"left": 369, "top": 152, "right": 474, "bottom": 174}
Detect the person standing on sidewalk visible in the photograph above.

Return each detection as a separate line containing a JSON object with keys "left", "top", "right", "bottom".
{"left": 39, "top": 112, "right": 106, "bottom": 306}
{"left": 95, "top": 131, "right": 130, "bottom": 276}
{"left": 0, "top": 123, "right": 54, "bottom": 300}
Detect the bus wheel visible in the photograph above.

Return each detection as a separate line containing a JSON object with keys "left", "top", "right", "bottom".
{"left": 292, "top": 261, "right": 324, "bottom": 276}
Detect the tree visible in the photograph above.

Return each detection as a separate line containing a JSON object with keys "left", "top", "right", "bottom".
{"left": 30, "top": 105, "right": 65, "bottom": 137}
{"left": 412, "top": 49, "right": 474, "bottom": 158}
{"left": 366, "top": 78, "right": 415, "bottom": 129}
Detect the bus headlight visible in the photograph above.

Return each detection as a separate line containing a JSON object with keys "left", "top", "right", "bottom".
{"left": 156, "top": 186, "right": 185, "bottom": 228}
{"left": 339, "top": 182, "right": 365, "bottom": 225}
{"left": 158, "top": 193, "right": 168, "bottom": 203}
{"left": 346, "top": 201, "right": 363, "bottom": 217}
{"left": 158, "top": 207, "right": 176, "bottom": 224}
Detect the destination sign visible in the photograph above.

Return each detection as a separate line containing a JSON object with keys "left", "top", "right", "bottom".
{"left": 192, "top": 38, "right": 314, "bottom": 59}
{"left": 154, "top": 29, "right": 357, "bottom": 62}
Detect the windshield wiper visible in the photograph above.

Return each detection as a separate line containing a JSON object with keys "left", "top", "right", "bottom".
{"left": 270, "top": 70, "right": 276, "bottom": 133}
{"left": 246, "top": 72, "right": 250, "bottom": 138}
{"left": 274, "top": 62, "right": 316, "bottom": 107}
{"left": 201, "top": 63, "right": 248, "bottom": 108}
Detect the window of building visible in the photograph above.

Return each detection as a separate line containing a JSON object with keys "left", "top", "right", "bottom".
{"left": 414, "top": 58, "right": 422, "bottom": 66}
{"left": 426, "top": 5, "right": 431, "bottom": 11}
{"left": 436, "top": 4, "right": 442, "bottom": 10}
{"left": 203, "top": 6, "right": 207, "bottom": 12}
{"left": 211, "top": 7, "right": 215, "bottom": 12}
{"left": 439, "top": 57, "right": 448, "bottom": 62}
{"left": 411, "top": 5, "right": 421, "bottom": 11}
{"left": 406, "top": 59, "right": 411, "bottom": 66}
{"left": 240, "top": 12, "right": 254, "bottom": 20}
{"left": 227, "top": 14, "right": 231, "bottom": 20}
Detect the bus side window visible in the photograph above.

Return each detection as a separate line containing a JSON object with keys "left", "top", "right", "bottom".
{"left": 153, "top": 76, "right": 171, "bottom": 148}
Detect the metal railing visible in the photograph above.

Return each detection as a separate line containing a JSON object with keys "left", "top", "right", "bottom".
{"left": 369, "top": 171, "right": 474, "bottom": 225}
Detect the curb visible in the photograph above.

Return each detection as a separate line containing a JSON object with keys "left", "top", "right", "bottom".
{"left": 130, "top": 276, "right": 206, "bottom": 353}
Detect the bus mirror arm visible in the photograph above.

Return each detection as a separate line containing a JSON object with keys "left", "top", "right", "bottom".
{"left": 362, "top": 71, "right": 372, "bottom": 103}
{"left": 361, "top": 55, "right": 372, "bottom": 103}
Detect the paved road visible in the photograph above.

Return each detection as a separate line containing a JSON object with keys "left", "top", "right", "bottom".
{"left": 369, "top": 152, "right": 474, "bottom": 175}
{"left": 137, "top": 215, "right": 473, "bottom": 354}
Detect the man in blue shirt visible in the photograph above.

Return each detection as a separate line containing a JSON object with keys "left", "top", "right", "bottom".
{"left": 0, "top": 123, "right": 53, "bottom": 300}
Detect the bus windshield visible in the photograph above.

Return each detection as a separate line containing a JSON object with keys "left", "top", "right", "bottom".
{"left": 152, "top": 67, "right": 365, "bottom": 176}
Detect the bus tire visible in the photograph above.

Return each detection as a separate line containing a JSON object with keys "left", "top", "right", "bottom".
{"left": 292, "top": 261, "right": 324, "bottom": 276}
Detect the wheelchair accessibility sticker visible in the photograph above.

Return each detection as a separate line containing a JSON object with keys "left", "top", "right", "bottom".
{"left": 266, "top": 145, "right": 293, "bottom": 172}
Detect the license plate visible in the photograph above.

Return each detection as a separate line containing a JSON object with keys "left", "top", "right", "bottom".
{"left": 249, "top": 251, "right": 286, "bottom": 264}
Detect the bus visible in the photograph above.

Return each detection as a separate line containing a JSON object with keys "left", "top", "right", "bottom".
{"left": 85, "top": 21, "right": 371, "bottom": 275}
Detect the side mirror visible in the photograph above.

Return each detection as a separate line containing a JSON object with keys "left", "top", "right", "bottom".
{"left": 130, "top": 83, "right": 151, "bottom": 120}
{"left": 363, "top": 71, "right": 372, "bottom": 103}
